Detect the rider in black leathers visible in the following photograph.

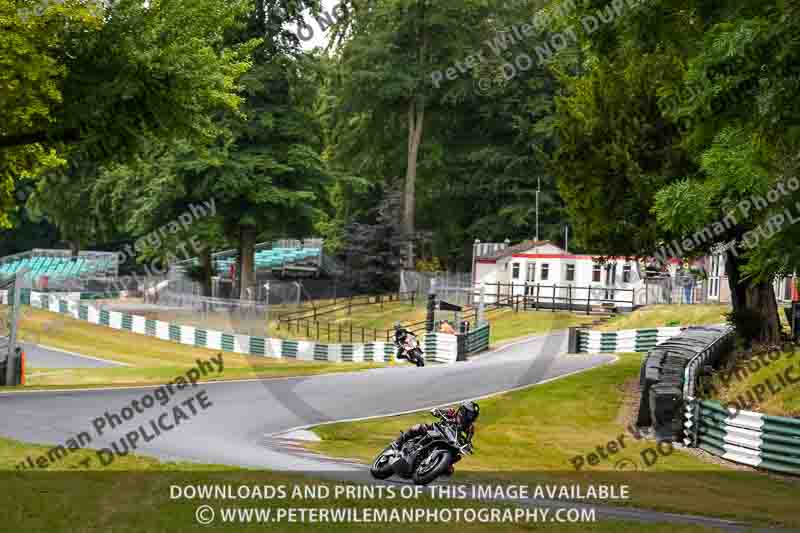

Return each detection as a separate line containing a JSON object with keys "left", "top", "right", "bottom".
{"left": 392, "top": 401, "right": 480, "bottom": 474}
{"left": 394, "top": 322, "right": 414, "bottom": 359}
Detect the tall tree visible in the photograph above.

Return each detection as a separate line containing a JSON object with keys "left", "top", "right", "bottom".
{"left": 550, "top": 0, "right": 800, "bottom": 342}
{"left": 332, "top": 0, "right": 494, "bottom": 266}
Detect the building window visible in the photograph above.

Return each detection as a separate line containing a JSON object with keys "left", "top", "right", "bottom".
{"left": 526, "top": 263, "right": 536, "bottom": 282}
{"left": 512, "top": 263, "right": 520, "bottom": 280}
{"left": 592, "top": 263, "right": 601, "bottom": 283}
{"left": 566, "top": 264, "right": 575, "bottom": 282}
{"left": 540, "top": 263, "right": 549, "bottom": 281}
{"left": 623, "top": 264, "right": 632, "bottom": 283}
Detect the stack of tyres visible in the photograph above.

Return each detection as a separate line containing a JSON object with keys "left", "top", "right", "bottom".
{"left": 638, "top": 326, "right": 733, "bottom": 442}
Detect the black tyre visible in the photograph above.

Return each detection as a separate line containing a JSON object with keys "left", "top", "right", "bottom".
{"left": 370, "top": 447, "right": 396, "bottom": 480}
{"left": 412, "top": 449, "right": 452, "bottom": 485}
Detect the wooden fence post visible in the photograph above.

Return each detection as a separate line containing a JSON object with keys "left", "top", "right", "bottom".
{"left": 586, "top": 286, "right": 591, "bottom": 315}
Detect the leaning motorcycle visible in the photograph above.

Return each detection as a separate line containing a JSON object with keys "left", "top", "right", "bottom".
{"left": 370, "top": 409, "right": 472, "bottom": 485}
{"left": 395, "top": 333, "right": 425, "bottom": 367}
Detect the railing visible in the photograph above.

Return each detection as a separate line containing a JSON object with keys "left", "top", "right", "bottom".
{"left": 279, "top": 314, "right": 428, "bottom": 343}
{"left": 481, "top": 282, "right": 635, "bottom": 313}
{"left": 279, "top": 291, "right": 417, "bottom": 323}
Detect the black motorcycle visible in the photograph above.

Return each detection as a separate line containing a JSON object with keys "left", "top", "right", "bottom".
{"left": 369, "top": 409, "right": 473, "bottom": 485}
{"left": 395, "top": 331, "right": 425, "bottom": 367}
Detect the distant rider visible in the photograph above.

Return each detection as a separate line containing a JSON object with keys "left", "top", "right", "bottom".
{"left": 392, "top": 401, "right": 480, "bottom": 474}
{"left": 394, "top": 322, "right": 414, "bottom": 359}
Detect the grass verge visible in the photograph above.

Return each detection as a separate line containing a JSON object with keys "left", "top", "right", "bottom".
{"left": 595, "top": 304, "right": 730, "bottom": 331}
{"left": 16, "top": 307, "right": 381, "bottom": 388}
{"left": 309, "top": 352, "right": 799, "bottom": 528}
{"left": 706, "top": 346, "right": 800, "bottom": 417}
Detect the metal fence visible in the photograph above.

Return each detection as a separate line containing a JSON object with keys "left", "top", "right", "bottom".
{"left": 400, "top": 270, "right": 474, "bottom": 308}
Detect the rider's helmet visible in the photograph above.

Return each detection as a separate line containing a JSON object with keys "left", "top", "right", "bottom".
{"left": 394, "top": 321, "right": 402, "bottom": 330}
{"left": 455, "top": 401, "right": 479, "bottom": 430}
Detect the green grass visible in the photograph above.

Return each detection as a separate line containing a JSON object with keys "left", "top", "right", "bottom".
{"left": 595, "top": 304, "right": 731, "bottom": 331}
{"left": 16, "top": 306, "right": 381, "bottom": 388}
{"left": 0, "top": 437, "right": 726, "bottom": 533}
{"left": 309, "top": 352, "right": 799, "bottom": 528}
{"left": 707, "top": 347, "right": 800, "bottom": 417}
{"left": 486, "top": 309, "right": 586, "bottom": 344}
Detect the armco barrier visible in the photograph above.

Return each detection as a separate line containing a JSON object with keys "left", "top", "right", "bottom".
{"left": 424, "top": 332, "right": 459, "bottom": 364}
{"left": 684, "top": 400, "right": 800, "bottom": 475}
{"left": 15, "top": 290, "right": 401, "bottom": 363}
{"left": 636, "top": 324, "right": 800, "bottom": 476}
{"left": 576, "top": 327, "right": 683, "bottom": 353}
{"left": 463, "top": 323, "right": 490, "bottom": 357}
{"left": 10, "top": 290, "right": 475, "bottom": 365}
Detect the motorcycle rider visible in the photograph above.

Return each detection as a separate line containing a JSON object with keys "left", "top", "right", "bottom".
{"left": 394, "top": 321, "right": 413, "bottom": 359}
{"left": 391, "top": 401, "right": 480, "bottom": 474}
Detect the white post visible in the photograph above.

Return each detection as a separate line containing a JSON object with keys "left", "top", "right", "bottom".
{"left": 264, "top": 282, "right": 270, "bottom": 338}
{"left": 478, "top": 285, "right": 486, "bottom": 325}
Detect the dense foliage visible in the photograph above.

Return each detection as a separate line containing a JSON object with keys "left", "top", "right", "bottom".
{"left": 3, "top": 0, "right": 799, "bottom": 340}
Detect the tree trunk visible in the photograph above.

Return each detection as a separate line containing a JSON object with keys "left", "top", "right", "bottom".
{"left": 404, "top": 99, "right": 425, "bottom": 268}
{"left": 199, "top": 247, "right": 213, "bottom": 297}
{"left": 70, "top": 240, "right": 80, "bottom": 259}
{"left": 238, "top": 226, "right": 257, "bottom": 300}
{"left": 725, "top": 249, "right": 780, "bottom": 344}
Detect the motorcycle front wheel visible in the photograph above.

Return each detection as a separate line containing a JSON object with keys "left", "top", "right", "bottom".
{"left": 412, "top": 449, "right": 452, "bottom": 485}
{"left": 370, "top": 446, "right": 396, "bottom": 480}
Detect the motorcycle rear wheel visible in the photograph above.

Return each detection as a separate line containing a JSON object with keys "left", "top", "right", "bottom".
{"left": 412, "top": 449, "right": 452, "bottom": 485}
{"left": 370, "top": 447, "right": 396, "bottom": 480}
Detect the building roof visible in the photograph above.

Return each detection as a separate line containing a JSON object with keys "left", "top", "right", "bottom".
{"left": 478, "top": 240, "right": 563, "bottom": 260}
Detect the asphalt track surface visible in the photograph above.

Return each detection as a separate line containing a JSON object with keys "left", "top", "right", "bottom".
{"left": 22, "top": 343, "right": 126, "bottom": 369}
{"left": 0, "top": 332, "right": 792, "bottom": 532}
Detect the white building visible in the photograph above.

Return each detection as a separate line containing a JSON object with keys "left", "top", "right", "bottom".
{"left": 472, "top": 240, "right": 647, "bottom": 310}
{"left": 470, "top": 239, "right": 747, "bottom": 310}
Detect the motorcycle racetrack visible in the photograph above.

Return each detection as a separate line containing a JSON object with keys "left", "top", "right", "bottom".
{"left": 0, "top": 331, "right": 610, "bottom": 471}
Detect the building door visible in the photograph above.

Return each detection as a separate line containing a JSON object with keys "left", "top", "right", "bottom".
{"left": 604, "top": 263, "right": 616, "bottom": 301}
{"left": 525, "top": 263, "right": 536, "bottom": 296}
{"left": 707, "top": 255, "right": 721, "bottom": 299}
